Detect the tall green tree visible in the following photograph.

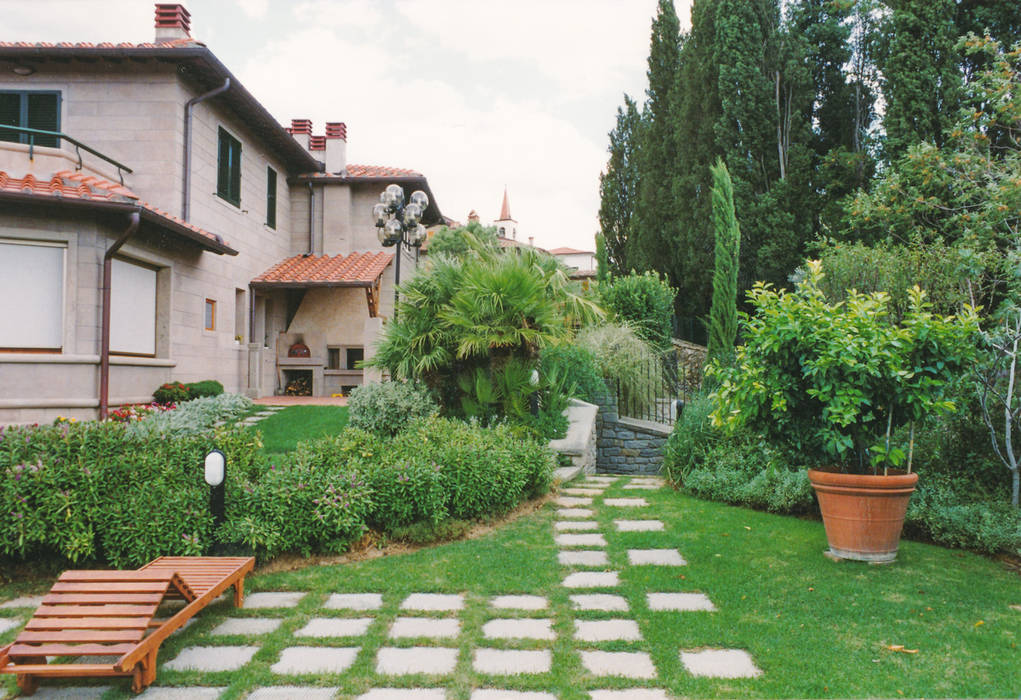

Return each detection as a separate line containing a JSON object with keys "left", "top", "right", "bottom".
{"left": 597, "top": 94, "right": 642, "bottom": 277}
{"left": 707, "top": 159, "right": 741, "bottom": 362}
{"left": 878, "top": 0, "right": 963, "bottom": 161}
{"left": 631, "top": 0, "right": 682, "bottom": 282}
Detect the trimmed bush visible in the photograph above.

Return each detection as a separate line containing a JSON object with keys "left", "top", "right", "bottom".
{"left": 347, "top": 380, "right": 439, "bottom": 437}
{"left": 185, "top": 380, "right": 224, "bottom": 399}
{"left": 599, "top": 271, "right": 676, "bottom": 350}
{"left": 153, "top": 379, "right": 225, "bottom": 404}
{"left": 127, "top": 393, "right": 252, "bottom": 438}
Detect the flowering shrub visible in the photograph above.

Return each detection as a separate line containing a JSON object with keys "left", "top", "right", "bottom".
{"left": 153, "top": 382, "right": 190, "bottom": 405}
{"left": 107, "top": 403, "right": 175, "bottom": 423}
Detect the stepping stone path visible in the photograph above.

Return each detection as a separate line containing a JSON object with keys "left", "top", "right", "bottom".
{"left": 14, "top": 475, "right": 761, "bottom": 697}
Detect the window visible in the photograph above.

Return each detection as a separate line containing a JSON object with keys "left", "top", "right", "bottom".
{"left": 327, "top": 347, "right": 340, "bottom": 370}
{"left": 0, "top": 91, "right": 60, "bottom": 147}
{"left": 347, "top": 348, "right": 364, "bottom": 369}
{"left": 216, "top": 127, "right": 242, "bottom": 206}
{"left": 0, "top": 239, "right": 64, "bottom": 350}
{"left": 327, "top": 346, "right": 364, "bottom": 370}
{"left": 110, "top": 258, "right": 157, "bottom": 356}
{"left": 266, "top": 167, "right": 277, "bottom": 228}
{"left": 204, "top": 299, "right": 216, "bottom": 331}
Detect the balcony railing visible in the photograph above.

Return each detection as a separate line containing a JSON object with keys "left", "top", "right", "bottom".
{"left": 0, "top": 124, "right": 133, "bottom": 184}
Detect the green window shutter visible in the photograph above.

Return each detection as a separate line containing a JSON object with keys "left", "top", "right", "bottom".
{"left": 266, "top": 167, "right": 277, "bottom": 229}
{"left": 26, "top": 93, "right": 59, "bottom": 147}
{"left": 217, "top": 128, "right": 230, "bottom": 200}
{"left": 0, "top": 93, "right": 19, "bottom": 144}
{"left": 230, "top": 138, "right": 242, "bottom": 204}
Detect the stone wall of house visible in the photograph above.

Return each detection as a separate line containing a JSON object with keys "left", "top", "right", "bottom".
{"left": 594, "top": 389, "right": 670, "bottom": 475}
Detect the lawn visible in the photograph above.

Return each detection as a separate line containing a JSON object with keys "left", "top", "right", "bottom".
{"left": 255, "top": 406, "right": 349, "bottom": 455}
{"left": 1, "top": 477, "right": 1017, "bottom": 698}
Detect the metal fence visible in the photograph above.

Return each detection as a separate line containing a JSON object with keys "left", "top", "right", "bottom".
{"left": 615, "top": 349, "right": 691, "bottom": 425}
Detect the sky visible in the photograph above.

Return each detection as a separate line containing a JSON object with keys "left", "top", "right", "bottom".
{"left": 5, "top": 0, "right": 693, "bottom": 252}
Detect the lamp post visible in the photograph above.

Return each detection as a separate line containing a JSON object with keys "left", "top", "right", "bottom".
{"left": 373, "top": 184, "right": 429, "bottom": 316}
{"left": 203, "top": 449, "right": 227, "bottom": 530}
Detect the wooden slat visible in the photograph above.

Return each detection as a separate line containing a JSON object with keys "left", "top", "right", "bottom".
{"left": 34, "top": 604, "right": 156, "bottom": 617}
{"left": 16, "top": 629, "right": 145, "bottom": 644}
{"left": 43, "top": 593, "right": 164, "bottom": 605}
{"left": 26, "top": 617, "right": 150, "bottom": 630}
{"left": 0, "top": 663, "right": 123, "bottom": 677}
{"left": 10, "top": 643, "right": 136, "bottom": 657}
{"left": 52, "top": 582, "right": 172, "bottom": 594}
{"left": 58, "top": 571, "right": 175, "bottom": 583}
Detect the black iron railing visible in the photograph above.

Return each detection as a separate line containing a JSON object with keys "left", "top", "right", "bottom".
{"left": 0, "top": 124, "right": 133, "bottom": 184}
{"left": 615, "top": 348, "right": 692, "bottom": 425}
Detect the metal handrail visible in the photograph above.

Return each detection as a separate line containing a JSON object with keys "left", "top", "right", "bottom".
{"left": 0, "top": 123, "right": 133, "bottom": 185}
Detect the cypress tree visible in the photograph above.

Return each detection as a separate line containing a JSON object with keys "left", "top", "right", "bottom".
{"left": 595, "top": 232, "right": 609, "bottom": 283}
{"left": 707, "top": 159, "right": 741, "bottom": 362}
{"left": 597, "top": 94, "right": 642, "bottom": 277}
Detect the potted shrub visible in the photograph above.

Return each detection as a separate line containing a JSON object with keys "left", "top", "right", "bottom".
{"left": 710, "top": 261, "right": 978, "bottom": 562}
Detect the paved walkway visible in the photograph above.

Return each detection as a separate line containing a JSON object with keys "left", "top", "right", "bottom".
{"left": 2, "top": 475, "right": 761, "bottom": 698}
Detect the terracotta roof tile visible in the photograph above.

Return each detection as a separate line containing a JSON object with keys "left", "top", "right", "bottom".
{"left": 0, "top": 170, "right": 230, "bottom": 251}
{"left": 344, "top": 164, "right": 422, "bottom": 178}
{"left": 0, "top": 39, "right": 198, "bottom": 50}
{"left": 548, "top": 247, "right": 594, "bottom": 255}
{"left": 252, "top": 252, "right": 393, "bottom": 287}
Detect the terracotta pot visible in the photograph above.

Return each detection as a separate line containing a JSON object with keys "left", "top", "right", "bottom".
{"left": 807, "top": 468, "right": 919, "bottom": 563}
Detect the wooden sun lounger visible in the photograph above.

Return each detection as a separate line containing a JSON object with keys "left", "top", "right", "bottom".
{"left": 0, "top": 556, "right": 254, "bottom": 695}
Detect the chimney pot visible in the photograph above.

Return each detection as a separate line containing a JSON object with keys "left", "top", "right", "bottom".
{"left": 154, "top": 3, "right": 191, "bottom": 41}
{"left": 290, "top": 118, "right": 312, "bottom": 135}
{"left": 309, "top": 135, "right": 327, "bottom": 151}
{"left": 325, "top": 122, "right": 347, "bottom": 140}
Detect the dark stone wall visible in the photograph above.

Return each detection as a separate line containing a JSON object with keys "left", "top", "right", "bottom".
{"left": 594, "top": 390, "right": 670, "bottom": 475}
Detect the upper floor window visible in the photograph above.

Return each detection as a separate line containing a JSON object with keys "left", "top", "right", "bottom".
{"left": 266, "top": 166, "right": 277, "bottom": 229}
{"left": 0, "top": 91, "right": 60, "bottom": 147}
{"left": 216, "top": 127, "right": 242, "bottom": 206}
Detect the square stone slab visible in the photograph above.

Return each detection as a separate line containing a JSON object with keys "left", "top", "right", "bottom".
{"left": 555, "top": 533, "right": 606, "bottom": 547}
{"left": 0, "top": 595, "right": 43, "bottom": 609}
{"left": 628, "top": 549, "right": 686, "bottom": 566}
{"left": 271, "top": 646, "right": 359, "bottom": 674}
{"left": 296, "top": 617, "right": 374, "bottom": 637}
{"left": 325, "top": 593, "right": 383, "bottom": 610}
{"left": 647, "top": 592, "right": 715, "bottom": 612}
{"left": 209, "top": 617, "right": 283, "bottom": 636}
{"left": 563, "top": 571, "right": 620, "bottom": 588}
{"left": 570, "top": 594, "right": 629, "bottom": 612}
{"left": 614, "top": 520, "right": 665, "bottom": 532}
{"left": 137, "top": 689, "right": 225, "bottom": 700}
{"left": 680, "top": 648, "right": 762, "bottom": 678}
{"left": 575, "top": 619, "right": 643, "bottom": 642}
{"left": 557, "top": 508, "right": 594, "bottom": 518}
{"left": 400, "top": 593, "right": 464, "bottom": 611}
{"left": 472, "top": 692, "right": 557, "bottom": 700}
{"left": 603, "top": 498, "right": 648, "bottom": 507}
{"left": 482, "top": 618, "right": 555, "bottom": 640}
{"left": 390, "top": 616, "right": 461, "bottom": 639}
{"left": 164, "top": 645, "right": 259, "bottom": 672}
{"left": 248, "top": 688, "right": 339, "bottom": 700}
{"left": 556, "top": 496, "right": 593, "bottom": 507}
{"left": 590, "top": 691, "right": 670, "bottom": 700}
{"left": 473, "top": 648, "right": 552, "bottom": 675}
{"left": 491, "top": 595, "right": 548, "bottom": 610}
{"left": 359, "top": 691, "right": 447, "bottom": 700}
{"left": 558, "top": 550, "right": 609, "bottom": 567}
{"left": 0, "top": 618, "right": 21, "bottom": 634}
{"left": 376, "top": 646, "right": 458, "bottom": 675}
{"left": 580, "top": 650, "right": 656, "bottom": 679}
{"left": 554, "top": 520, "right": 599, "bottom": 531}
{"left": 244, "top": 592, "right": 307, "bottom": 609}
{"left": 562, "top": 488, "right": 604, "bottom": 496}
{"left": 30, "top": 688, "right": 112, "bottom": 699}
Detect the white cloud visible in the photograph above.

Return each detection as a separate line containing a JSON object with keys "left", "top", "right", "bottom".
{"left": 292, "top": 0, "right": 386, "bottom": 32}
{"left": 235, "top": 0, "right": 269, "bottom": 19}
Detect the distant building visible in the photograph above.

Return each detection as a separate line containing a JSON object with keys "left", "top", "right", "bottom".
{"left": 548, "top": 247, "right": 597, "bottom": 281}
{"left": 493, "top": 187, "right": 518, "bottom": 242}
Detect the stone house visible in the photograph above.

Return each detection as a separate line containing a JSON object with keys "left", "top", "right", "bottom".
{"left": 0, "top": 3, "right": 444, "bottom": 424}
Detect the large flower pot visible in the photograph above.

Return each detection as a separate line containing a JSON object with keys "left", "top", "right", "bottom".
{"left": 807, "top": 468, "right": 918, "bottom": 563}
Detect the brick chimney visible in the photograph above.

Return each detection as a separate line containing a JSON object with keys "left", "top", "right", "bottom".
{"left": 288, "top": 118, "right": 312, "bottom": 150}
{"left": 154, "top": 3, "right": 191, "bottom": 42}
{"left": 324, "top": 122, "right": 347, "bottom": 173}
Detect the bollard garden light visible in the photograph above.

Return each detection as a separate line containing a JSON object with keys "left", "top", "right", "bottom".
{"left": 204, "top": 448, "right": 226, "bottom": 529}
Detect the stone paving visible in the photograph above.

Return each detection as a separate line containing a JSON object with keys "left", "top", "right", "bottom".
{"left": 0, "top": 474, "right": 761, "bottom": 698}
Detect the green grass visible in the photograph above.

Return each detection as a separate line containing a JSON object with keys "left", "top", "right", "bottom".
{"left": 256, "top": 406, "right": 349, "bottom": 455}
{"left": 1, "top": 480, "right": 1018, "bottom": 698}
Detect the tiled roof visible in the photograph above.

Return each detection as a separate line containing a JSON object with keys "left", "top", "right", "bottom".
{"left": 548, "top": 247, "right": 594, "bottom": 255}
{"left": 343, "top": 164, "right": 423, "bottom": 178}
{"left": 0, "top": 170, "right": 233, "bottom": 253}
{"left": 0, "top": 39, "right": 198, "bottom": 49}
{"left": 252, "top": 252, "right": 393, "bottom": 287}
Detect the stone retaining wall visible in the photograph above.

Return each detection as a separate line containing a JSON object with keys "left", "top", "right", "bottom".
{"left": 594, "top": 390, "right": 670, "bottom": 475}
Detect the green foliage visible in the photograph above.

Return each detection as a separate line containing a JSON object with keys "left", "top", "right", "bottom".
{"left": 347, "top": 380, "right": 439, "bottom": 437}
{"left": 426, "top": 221, "right": 499, "bottom": 259}
{"left": 907, "top": 474, "right": 1021, "bottom": 553}
{"left": 711, "top": 261, "right": 980, "bottom": 472}
{"left": 0, "top": 421, "right": 257, "bottom": 567}
{"left": 598, "top": 94, "right": 642, "bottom": 277}
{"left": 539, "top": 344, "right": 607, "bottom": 404}
{"left": 707, "top": 159, "right": 741, "bottom": 362}
{"left": 599, "top": 271, "right": 676, "bottom": 351}
{"left": 126, "top": 393, "right": 252, "bottom": 438}
{"left": 153, "top": 380, "right": 224, "bottom": 404}
{"left": 663, "top": 393, "right": 718, "bottom": 483}
{"left": 184, "top": 380, "right": 224, "bottom": 399}
{"left": 576, "top": 323, "right": 667, "bottom": 415}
